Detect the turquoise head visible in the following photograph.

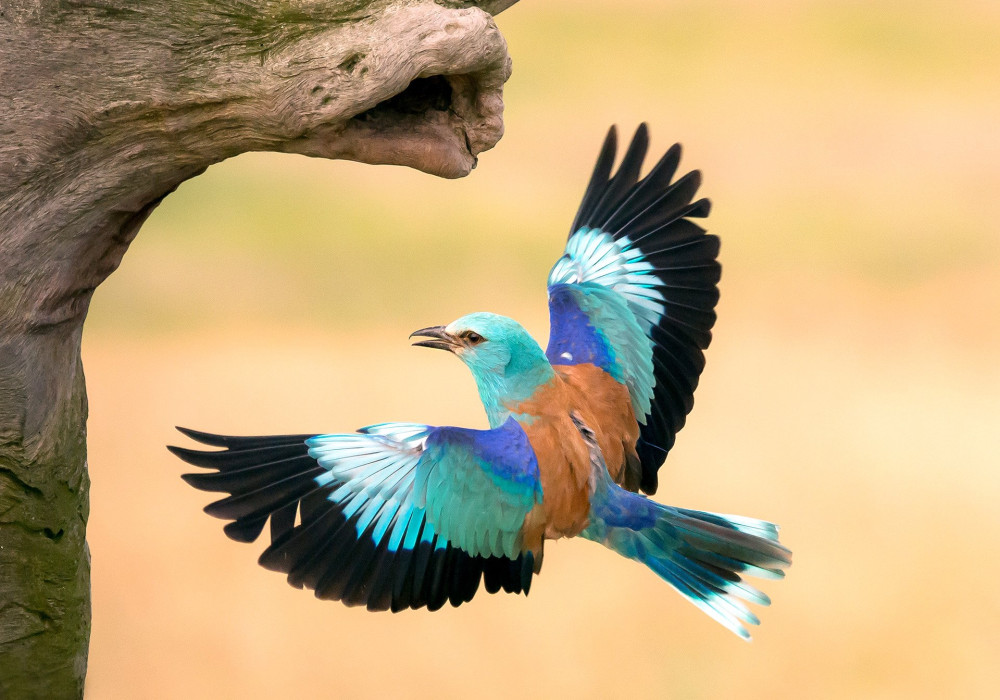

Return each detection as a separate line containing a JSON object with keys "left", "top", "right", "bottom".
{"left": 411, "top": 312, "right": 555, "bottom": 426}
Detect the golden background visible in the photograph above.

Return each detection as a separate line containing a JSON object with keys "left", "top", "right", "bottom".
{"left": 83, "top": 1, "right": 999, "bottom": 697}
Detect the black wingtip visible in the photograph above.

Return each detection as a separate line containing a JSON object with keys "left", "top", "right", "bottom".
{"left": 687, "top": 197, "right": 712, "bottom": 218}
{"left": 175, "top": 426, "right": 231, "bottom": 447}
{"left": 625, "top": 123, "right": 650, "bottom": 162}
{"left": 655, "top": 142, "right": 683, "bottom": 179}
{"left": 571, "top": 125, "right": 621, "bottom": 235}
{"left": 663, "top": 169, "right": 702, "bottom": 205}
{"left": 180, "top": 471, "right": 238, "bottom": 491}
{"left": 168, "top": 444, "right": 214, "bottom": 467}
{"left": 179, "top": 472, "right": 206, "bottom": 488}
{"left": 223, "top": 517, "right": 268, "bottom": 543}
{"left": 596, "top": 124, "right": 619, "bottom": 172}
{"left": 521, "top": 551, "right": 535, "bottom": 594}
{"left": 604, "top": 123, "right": 619, "bottom": 148}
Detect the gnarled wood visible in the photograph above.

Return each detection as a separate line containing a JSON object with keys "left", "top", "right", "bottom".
{"left": 0, "top": 1, "right": 516, "bottom": 696}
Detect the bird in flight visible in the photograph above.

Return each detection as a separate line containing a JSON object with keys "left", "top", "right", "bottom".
{"left": 172, "top": 124, "right": 791, "bottom": 640}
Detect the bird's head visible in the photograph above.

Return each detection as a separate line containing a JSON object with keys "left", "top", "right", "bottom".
{"left": 410, "top": 312, "right": 554, "bottom": 424}
{"left": 410, "top": 312, "right": 528, "bottom": 375}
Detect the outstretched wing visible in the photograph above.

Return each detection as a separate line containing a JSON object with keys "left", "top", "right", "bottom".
{"left": 171, "top": 417, "right": 542, "bottom": 612}
{"left": 546, "top": 124, "right": 720, "bottom": 495}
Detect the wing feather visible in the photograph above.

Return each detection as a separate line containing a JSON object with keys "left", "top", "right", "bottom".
{"left": 546, "top": 124, "right": 720, "bottom": 494}
{"left": 172, "top": 419, "right": 541, "bottom": 612}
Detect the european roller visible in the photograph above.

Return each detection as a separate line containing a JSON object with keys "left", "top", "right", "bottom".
{"left": 172, "top": 125, "right": 791, "bottom": 639}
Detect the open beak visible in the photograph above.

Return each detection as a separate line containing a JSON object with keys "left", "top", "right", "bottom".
{"left": 410, "top": 325, "right": 460, "bottom": 352}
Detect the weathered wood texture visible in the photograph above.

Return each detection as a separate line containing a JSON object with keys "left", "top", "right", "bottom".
{"left": 0, "top": 1, "right": 515, "bottom": 696}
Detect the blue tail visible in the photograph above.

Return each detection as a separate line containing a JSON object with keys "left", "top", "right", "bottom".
{"left": 573, "top": 417, "right": 791, "bottom": 639}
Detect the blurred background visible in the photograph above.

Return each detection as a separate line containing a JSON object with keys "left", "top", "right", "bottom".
{"left": 82, "top": 0, "right": 999, "bottom": 697}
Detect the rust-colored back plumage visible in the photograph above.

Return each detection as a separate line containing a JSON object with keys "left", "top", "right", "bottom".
{"left": 509, "top": 364, "right": 641, "bottom": 539}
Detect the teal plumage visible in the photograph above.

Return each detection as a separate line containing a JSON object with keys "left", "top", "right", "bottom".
{"left": 415, "top": 418, "right": 541, "bottom": 560}
{"left": 572, "top": 416, "right": 786, "bottom": 640}
{"left": 173, "top": 125, "right": 791, "bottom": 638}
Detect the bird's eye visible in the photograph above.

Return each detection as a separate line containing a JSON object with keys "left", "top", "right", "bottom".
{"left": 463, "top": 331, "right": 484, "bottom": 344}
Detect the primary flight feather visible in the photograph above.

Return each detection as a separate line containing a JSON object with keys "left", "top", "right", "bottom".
{"left": 172, "top": 124, "right": 791, "bottom": 639}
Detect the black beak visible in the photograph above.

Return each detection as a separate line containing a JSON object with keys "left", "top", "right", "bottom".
{"left": 410, "top": 326, "right": 459, "bottom": 352}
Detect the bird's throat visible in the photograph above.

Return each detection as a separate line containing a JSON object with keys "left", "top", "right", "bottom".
{"left": 475, "top": 361, "right": 555, "bottom": 429}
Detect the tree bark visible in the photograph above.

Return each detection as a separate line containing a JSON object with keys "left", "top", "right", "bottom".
{"left": 0, "top": 1, "right": 515, "bottom": 696}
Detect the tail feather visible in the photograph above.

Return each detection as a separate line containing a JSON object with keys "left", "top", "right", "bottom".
{"left": 586, "top": 496, "right": 791, "bottom": 640}
{"left": 667, "top": 510, "right": 790, "bottom": 573}
{"left": 694, "top": 549, "right": 787, "bottom": 581}
{"left": 572, "top": 414, "right": 790, "bottom": 640}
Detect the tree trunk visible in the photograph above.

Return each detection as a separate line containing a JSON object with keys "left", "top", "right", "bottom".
{"left": 0, "top": 1, "right": 516, "bottom": 696}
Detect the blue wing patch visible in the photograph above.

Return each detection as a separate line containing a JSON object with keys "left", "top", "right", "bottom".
{"left": 547, "top": 283, "right": 618, "bottom": 374}
{"left": 415, "top": 418, "right": 541, "bottom": 560}
{"left": 547, "top": 282, "right": 653, "bottom": 418}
